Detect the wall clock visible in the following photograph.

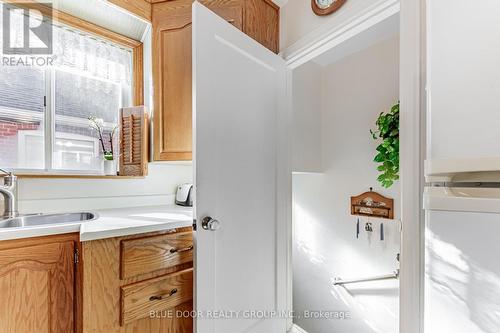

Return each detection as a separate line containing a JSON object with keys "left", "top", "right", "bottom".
{"left": 311, "top": 0, "right": 347, "bottom": 16}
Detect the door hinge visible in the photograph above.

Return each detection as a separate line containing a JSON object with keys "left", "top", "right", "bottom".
{"left": 192, "top": 219, "right": 197, "bottom": 231}
{"left": 74, "top": 248, "right": 80, "bottom": 264}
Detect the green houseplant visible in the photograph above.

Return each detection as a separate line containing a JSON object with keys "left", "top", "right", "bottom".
{"left": 370, "top": 103, "right": 400, "bottom": 188}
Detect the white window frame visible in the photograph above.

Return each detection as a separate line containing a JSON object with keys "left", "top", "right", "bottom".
{"left": 17, "top": 129, "right": 101, "bottom": 170}
{"left": 0, "top": 2, "right": 138, "bottom": 176}
{"left": 10, "top": 67, "right": 125, "bottom": 175}
{"left": 16, "top": 129, "right": 45, "bottom": 170}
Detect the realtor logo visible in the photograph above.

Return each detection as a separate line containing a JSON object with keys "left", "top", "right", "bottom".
{"left": 2, "top": 3, "right": 53, "bottom": 55}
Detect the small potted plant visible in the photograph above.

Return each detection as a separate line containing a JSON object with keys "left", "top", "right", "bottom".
{"left": 88, "top": 116, "right": 118, "bottom": 175}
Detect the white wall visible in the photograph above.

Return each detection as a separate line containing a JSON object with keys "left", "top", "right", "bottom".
{"left": 293, "top": 36, "right": 400, "bottom": 333}
{"left": 292, "top": 61, "right": 322, "bottom": 173}
{"left": 280, "top": 0, "right": 398, "bottom": 52}
{"left": 4, "top": 163, "right": 192, "bottom": 214}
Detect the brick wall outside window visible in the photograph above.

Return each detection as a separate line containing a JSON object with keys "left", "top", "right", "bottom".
{"left": 0, "top": 121, "right": 41, "bottom": 166}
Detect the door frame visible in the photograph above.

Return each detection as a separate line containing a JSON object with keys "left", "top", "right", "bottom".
{"left": 280, "top": 0, "right": 425, "bottom": 332}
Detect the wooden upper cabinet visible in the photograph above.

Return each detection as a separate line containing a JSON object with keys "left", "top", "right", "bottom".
{"left": 108, "top": 0, "right": 152, "bottom": 21}
{"left": 152, "top": 0, "right": 193, "bottom": 161}
{"left": 152, "top": 0, "right": 279, "bottom": 161}
{"left": 201, "top": 0, "right": 244, "bottom": 29}
{"left": 243, "top": 0, "right": 280, "bottom": 53}
{"left": 0, "top": 236, "right": 76, "bottom": 333}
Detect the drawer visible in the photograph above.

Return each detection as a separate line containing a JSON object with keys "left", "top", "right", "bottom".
{"left": 120, "top": 268, "right": 193, "bottom": 325}
{"left": 120, "top": 231, "right": 193, "bottom": 279}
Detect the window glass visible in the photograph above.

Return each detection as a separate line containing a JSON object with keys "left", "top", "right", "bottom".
{"left": 0, "top": 66, "right": 45, "bottom": 169}
{"left": 54, "top": 69, "right": 121, "bottom": 171}
{"left": 51, "top": 24, "right": 132, "bottom": 172}
{"left": 0, "top": 4, "right": 133, "bottom": 173}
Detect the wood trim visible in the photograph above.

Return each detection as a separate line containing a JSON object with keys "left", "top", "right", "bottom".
{"left": 145, "top": 0, "right": 174, "bottom": 3}
{"left": 133, "top": 45, "right": 145, "bottom": 106}
{"left": 108, "top": 0, "right": 152, "bottom": 22}
{"left": 0, "top": 232, "right": 79, "bottom": 250}
{"left": 17, "top": 174, "right": 145, "bottom": 179}
{"left": 148, "top": 0, "right": 279, "bottom": 7}
{"left": 75, "top": 239, "right": 83, "bottom": 333}
{"left": 272, "top": 0, "right": 280, "bottom": 53}
{"left": 262, "top": 0, "right": 280, "bottom": 10}
{"left": 6, "top": 0, "right": 141, "bottom": 48}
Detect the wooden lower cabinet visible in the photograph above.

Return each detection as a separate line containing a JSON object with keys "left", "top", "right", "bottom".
{"left": 0, "top": 229, "right": 193, "bottom": 332}
{"left": 152, "top": 0, "right": 279, "bottom": 161}
{"left": 0, "top": 233, "right": 79, "bottom": 333}
{"left": 82, "top": 227, "right": 194, "bottom": 333}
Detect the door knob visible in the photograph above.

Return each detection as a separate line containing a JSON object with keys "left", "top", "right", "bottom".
{"left": 202, "top": 216, "right": 221, "bottom": 231}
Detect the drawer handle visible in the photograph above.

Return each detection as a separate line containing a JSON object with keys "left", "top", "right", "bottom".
{"left": 169, "top": 245, "right": 193, "bottom": 254}
{"left": 149, "top": 288, "right": 178, "bottom": 301}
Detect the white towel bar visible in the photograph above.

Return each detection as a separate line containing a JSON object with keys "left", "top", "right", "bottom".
{"left": 333, "top": 269, "right": 399, "bottom": 286}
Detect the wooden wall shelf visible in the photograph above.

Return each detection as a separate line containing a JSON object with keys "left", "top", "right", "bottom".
{"left": 351, "top": 189, "right": 394, "bottom": 220}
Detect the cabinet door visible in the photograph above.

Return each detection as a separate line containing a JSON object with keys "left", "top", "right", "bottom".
{"left": 202, "top": 0, "right": 243, "bottom": 29}
{"left": 244, "top": 0, "right": 279, "bottom": 53}
{"left": 152, "top": 0, "right": 193, "bottom": 161}
{"left": 0, "top": 240, "right": 75, "bottom": 333}
{"left": 152, "top": 0, "right": 243, "bottom": 161}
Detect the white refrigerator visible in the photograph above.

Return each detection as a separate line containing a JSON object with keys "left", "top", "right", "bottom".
{"left": 424, "top": 1, "right": 500, "bottom": 332}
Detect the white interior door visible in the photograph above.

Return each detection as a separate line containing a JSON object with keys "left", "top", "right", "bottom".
{"left": 193, "top": 2, "right": 288, "bottom": 333}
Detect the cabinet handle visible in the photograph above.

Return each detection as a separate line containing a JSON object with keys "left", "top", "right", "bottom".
{"left": 169, "top": 245, "right": 193, "bottom": 254}
{"left": 149, "top": 288, "right": 178, "bottom": 301}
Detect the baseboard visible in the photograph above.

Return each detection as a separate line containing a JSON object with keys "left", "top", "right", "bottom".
{"left": 289, "top": 324, "right": 309, "bottom": 333}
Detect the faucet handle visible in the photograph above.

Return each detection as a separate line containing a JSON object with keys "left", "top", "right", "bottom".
{"left": 0, "top": 169, "right": 16, "bottom": 188}
{"left": 0, "top": 168, "right": 13, "bottom": 176}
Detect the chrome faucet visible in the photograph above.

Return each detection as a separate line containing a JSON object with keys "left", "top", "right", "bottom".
{"left": 0, "top": 168, "right": 18, "bottom": 219}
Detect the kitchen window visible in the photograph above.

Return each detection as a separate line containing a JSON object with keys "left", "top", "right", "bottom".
{"left": 0, "top": 5, "right": 138, "bottom": 175}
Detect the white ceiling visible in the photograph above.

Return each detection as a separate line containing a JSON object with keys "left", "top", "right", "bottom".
{"left": 271, "top": 0, "right": 289, "bottom": 7}
{"left": 35, "top": 0, "right": 149, "bottom": 42}
{"left": 312, "top": 12, "right": 400, "bottom": 67}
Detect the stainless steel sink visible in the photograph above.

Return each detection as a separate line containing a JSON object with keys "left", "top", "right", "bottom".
{"left": 0, "top": 212, "right": 98, "bottom": 228}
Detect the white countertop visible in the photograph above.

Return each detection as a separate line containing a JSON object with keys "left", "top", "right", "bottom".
{"left": 0, "top": 205, "right": 193, "bottom": 242}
